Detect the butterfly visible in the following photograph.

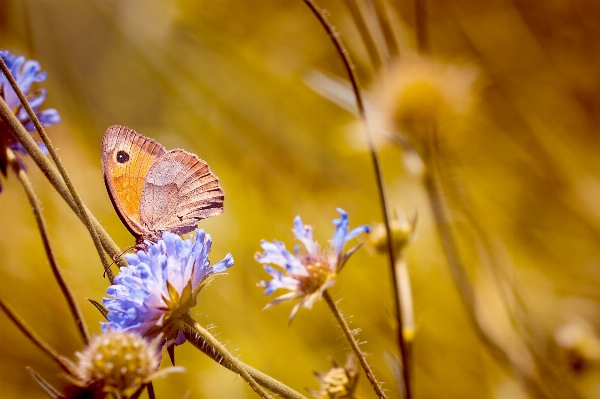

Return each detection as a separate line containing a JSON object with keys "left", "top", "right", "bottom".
{"left": 101, "top": 125, "right": 224, "bottom": 248}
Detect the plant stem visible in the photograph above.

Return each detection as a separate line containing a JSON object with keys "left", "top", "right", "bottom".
{"left": 300, "top": 2, "right": 411, "bottom": 396}
{"left": 0, "top": 57, "right": 116, "bottom": 282}
{"left": 0, "top": 297, "right": 75, "bottom": 375}
{"left": 26, "top": 367, "right": 67, "bottom": 399}
{"left": 370, "top": 0, "right": 400, "bottom": 59}
{"left": 396, "top": 255, "right": 415, "bottom": 349}
{"left": 344, "top": 0, "right": 383, "bottom": 70}
{"left": 182, "top": 315, "right": 272, "bottom": 399}
{"left": 323, "top": 290, "right": 388, "bottom": 399}
{"left": 147, "top": 382, "right": 156, "bottom": 399}
{"left": 185, "top": 330, "right": 307, "bottom": 399}
{"left": 6, "top": 147, "right": 90, "bottom": 345}
{"left": 0, "top": 95, "right": 125, "bottom": 275}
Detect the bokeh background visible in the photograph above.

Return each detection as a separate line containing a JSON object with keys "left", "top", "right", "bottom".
{"left": 1, "top": 0, "right": 600, "bottom": 398}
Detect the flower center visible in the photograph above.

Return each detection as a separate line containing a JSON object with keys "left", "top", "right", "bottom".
{"left": 298, "top": 260, "right": 333, "bottom": 294}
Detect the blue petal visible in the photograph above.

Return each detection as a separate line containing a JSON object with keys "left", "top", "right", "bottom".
{"left": 293, "top": 215, "right": 317, "bottom": 256}
{"left": 36, "top": 108, "right": 60, "bottom": 126}
{"left": 16, "top": 60, "right": 44, "bottom": 94}
{"left": 345, "top": 225, "right": 370, "bottom": 242}
{"left": 331, "top": 208, "right": 349, "bottom": 256}
{"left": 212, "top": 253, "right": 234, "bottom": 273}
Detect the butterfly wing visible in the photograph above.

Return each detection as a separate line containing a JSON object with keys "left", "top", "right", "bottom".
{"left": 139, "top": 149, "right": 224, "bottom": 237}
{"left": 101, "top": 125, "right": 166, "bottom": 238}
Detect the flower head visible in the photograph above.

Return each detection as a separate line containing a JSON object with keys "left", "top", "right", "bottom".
{"left": 309, "top": 354, "right": 359, "bottom": 399}
{"left": 103, "top": 229, "right": 234, "bottom": 347}
{"left": 0, "top": 50, "right": 60, "bottom": 191}
{"left": 374, "top": 53, "right": 478, "bottom": 155}
{"left": 71, "top": 330, "right": 180, "bottom": 398}
{"left": 256, "top": 208, "right": 369, "bottom": 321}
{"left": 366, "top": 211, "right": 418, "bottom": 256}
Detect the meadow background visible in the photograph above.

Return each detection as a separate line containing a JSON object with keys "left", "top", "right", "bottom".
{"left": 1, "top": 1, "right": 600, "bottom": 398}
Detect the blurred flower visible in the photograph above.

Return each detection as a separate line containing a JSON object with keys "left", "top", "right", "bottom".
{"left": 103, "top": 229, "right": 234, "bottom": 347}
{"left": 555, "top": 320, "right": 600, "bottom": 374}
{"left": 374, "top": 53, "right": 478, "bottom": 155}
{"left": 69, "top": 330, "right": 182, "bottom": 398}
{"left": 0, "top": 50, "right": 60, "bottom": 191}
{"left": 365, "top": 211, "right": 418, "bottom": 256}
{"left": 308, "top": 354, "right": 359, "bottom": 399}
{"left": 256, "top": 208, "right": 369, "bottom": 321}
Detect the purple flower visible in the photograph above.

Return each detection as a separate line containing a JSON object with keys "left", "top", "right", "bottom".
{"left": 256, "top": 209, "right": 369, "bottom": 321}
{"left": 103, "top": 229, "right": 234, "bottom": 346}
{"left": 0, "top": 50, "right": 60, "bottom": 191}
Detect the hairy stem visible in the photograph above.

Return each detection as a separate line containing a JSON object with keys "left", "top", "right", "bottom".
{"left": 0, "top": 57, "right": 116, "bottom": 282}
{"left": 185, "top": 330, "right": 307, "bottom": 399}
{"left": 182, "top": 315, "right": 272, "bottom": 399}
{"left": 6, "top": 147, "right": 90, "bottom": 344}
{"left": 323, "top": 290, "right": 388, "bottom": 399}
{"left": 300, "top": 2, "right": 411, "bottom": 396}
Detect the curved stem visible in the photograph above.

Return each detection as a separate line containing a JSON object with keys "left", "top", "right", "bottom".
{"left": 0, "top": 94, "right": 125, "bottom": 274}
{"left": 0, "top": 297, "right": 75, "bottom": 375}
{"left": 6, "top": 147, "right": 89, "bottom": 345}
{"left": 185, "top": 329, "right": 307, "bottom": 399}
{"left": 323, "top": 290, "right": 388, "bottom": 399}
{"left": 182, "top": 315, "right": 272, "bottom": 399}
{"left": 300, "top": 1, "right": 411, "bottom": 396}
{"left": 421, "top": 134, "right": 560, "bottom": 399}
{"left": 0, "top": 57, "right": 115, "bottom": 282}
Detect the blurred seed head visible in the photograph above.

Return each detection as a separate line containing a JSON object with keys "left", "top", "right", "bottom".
{"left": 366, "top": 211, "right": 418, "bottom": 256}
{"left": 374, "top": 54, "right": 479, "bottom": 155}
{"left": 309, "top": 354, "right": 359, "bottom": 399}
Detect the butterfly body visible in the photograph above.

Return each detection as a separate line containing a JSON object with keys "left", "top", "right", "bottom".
{"left": 101, "top": 125, "right": 224, "bottom": 248}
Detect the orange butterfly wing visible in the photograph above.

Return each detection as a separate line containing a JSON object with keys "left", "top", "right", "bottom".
{"left": 101, "top": 125, "right": 166, "bottom": 239}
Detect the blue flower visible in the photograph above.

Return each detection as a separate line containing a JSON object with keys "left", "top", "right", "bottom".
{"left": 103, "top": 229, "right": 234, "bottom": 346}
{"left": 256, "top": 208, "right": 369, "bottom": 321}
{"left": 0, "top": 50, "right": 60, "bottom": 191}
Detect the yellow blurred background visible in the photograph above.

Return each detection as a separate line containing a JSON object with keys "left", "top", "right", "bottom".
{"left": 1, "top": 1, "right": 600, "bottom": 398}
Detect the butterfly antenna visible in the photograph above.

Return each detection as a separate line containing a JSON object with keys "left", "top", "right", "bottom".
{"left": 102, "top": 246, "right": 135, "bottom": 279}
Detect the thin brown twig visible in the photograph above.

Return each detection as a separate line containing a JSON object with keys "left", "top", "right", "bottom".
{"left": 6, "top": 147, "right": 90, "bottom": 345}
{"left": 147, "top": 382, "right": 156, "bottom": 399}
{"left": 300, "top": 1, "right": 411, "bottom": 397}
{"left": 0, "top": 87, "right": 125, "bottom": 273}
{"left": 0, "top": 56, "right": 116, "bottom": 282}
{"left": 0, "top": 297, "right": 75, "bottom": 375}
